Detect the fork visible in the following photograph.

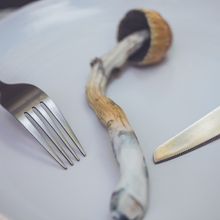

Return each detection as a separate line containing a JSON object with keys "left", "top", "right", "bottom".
{"left": 0, "top": 81, "right": 86, "bottom": 169}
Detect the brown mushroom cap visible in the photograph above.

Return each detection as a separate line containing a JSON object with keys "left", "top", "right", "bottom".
{"left": 118, "top": 9, "right": 172, "bottom": 65}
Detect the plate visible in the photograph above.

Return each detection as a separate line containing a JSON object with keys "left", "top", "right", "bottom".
{"left": 0, "top": 0, "right": 220, "bottom": 219}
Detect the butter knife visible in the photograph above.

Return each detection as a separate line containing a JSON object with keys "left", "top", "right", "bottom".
{"left": 154, "top": 106, "right": 220, "bottom": 163}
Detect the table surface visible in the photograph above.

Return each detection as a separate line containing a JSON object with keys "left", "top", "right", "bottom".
{"left": 0, "top": 0, "right": 220, "bottom": 219}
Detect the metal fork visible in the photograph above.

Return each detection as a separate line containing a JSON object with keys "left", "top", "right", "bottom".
{"left": 0, "top": 81, "right": 86, "bottom": 169}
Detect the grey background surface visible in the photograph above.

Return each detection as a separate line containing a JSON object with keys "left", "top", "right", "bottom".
{"left": 0, "top": 0, "right": 220, "bottom": 219}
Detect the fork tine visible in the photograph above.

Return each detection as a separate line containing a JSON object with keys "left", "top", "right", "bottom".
{"left": 33, "top": 105, "right": 80, "bottom": 161}
{"left": 42, "top": 98, "right": 86, "bottom": 156}
{"left": 19, "top": 114, "right": 68, "bottom": 169}
{"left": 26, "top": 110, "right": 74, "bottom": 166}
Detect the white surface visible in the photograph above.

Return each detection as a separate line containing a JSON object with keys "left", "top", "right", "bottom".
{"left": 0, "top": 0, "right": 220, "bottom": 219}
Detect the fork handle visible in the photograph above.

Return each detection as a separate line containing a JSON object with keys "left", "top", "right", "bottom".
{"left": 0, "top": 81, "right": 6, "bottom": 87}
{"left": 0, "top": 81, "right": 7, "bottom": 104}
{"left": 0, "top": 81, "right": 6, "bottom": 91}
{"left": 0, "top": 81, "right": 2, "bottom": 104}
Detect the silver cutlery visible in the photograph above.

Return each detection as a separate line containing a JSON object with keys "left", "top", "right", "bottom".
{"left": 154, "top": 106, "right": 220, "bottom": 163}
{"left": 0, "top": 81, "right": 86, "bottom": 169}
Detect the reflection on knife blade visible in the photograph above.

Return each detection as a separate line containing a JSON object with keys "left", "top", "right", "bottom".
{"left": 154, "top": 106, "right": 220, "bottom": 163}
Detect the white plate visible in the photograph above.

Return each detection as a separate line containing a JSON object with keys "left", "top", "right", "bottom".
{"left": 0, "top": 0, "right": 220, "bottom": 219}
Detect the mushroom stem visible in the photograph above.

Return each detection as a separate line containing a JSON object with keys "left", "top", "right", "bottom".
{"left": 86, "top": 30, "right": 149, "bottom": 220}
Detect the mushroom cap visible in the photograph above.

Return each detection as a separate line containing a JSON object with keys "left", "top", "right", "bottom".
{"left": 118, "top": 9, "right": 172, "bottom": 65}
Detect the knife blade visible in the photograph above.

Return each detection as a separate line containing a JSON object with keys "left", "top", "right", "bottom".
{"left": 154, "top": 106, "right": 220, "bottom": 163}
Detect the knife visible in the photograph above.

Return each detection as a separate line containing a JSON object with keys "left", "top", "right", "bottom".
{"left": 154, "top": 106, "right": 220, "bottom": 163}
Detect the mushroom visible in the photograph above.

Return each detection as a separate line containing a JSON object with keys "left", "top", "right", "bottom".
{"left": 86, "top": 9, "right": 172, "bottom": 220}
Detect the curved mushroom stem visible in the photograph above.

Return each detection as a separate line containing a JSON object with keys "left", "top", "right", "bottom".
{"left": 86, "top": 30, "right": 149, "bottom": 220}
